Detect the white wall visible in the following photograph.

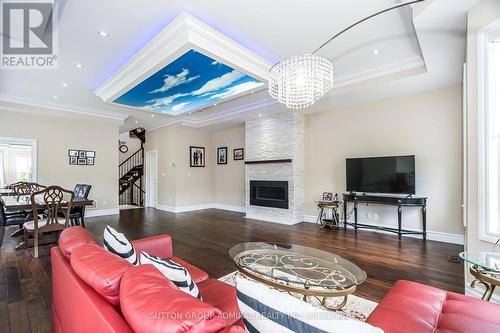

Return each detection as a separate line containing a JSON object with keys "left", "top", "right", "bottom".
{"left": 146, "top": 125, "right": 246, "bottom": 211}
{"left": 465, "top": 0, "right": 500, "bottom": 301}
{"left": 213, "top": 127, "right": 245, "bottom": 208}
{"left": 304, "top": 86, "right": 464, "bottom": 237}
{"left": 0, "top": 110, "right": 119, "bottom": 212}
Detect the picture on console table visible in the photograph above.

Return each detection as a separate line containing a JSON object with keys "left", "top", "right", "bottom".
{"left": 233, "top": 148, "right": 244, "bottom": 160}
{"left": 190, "top": 146, "right": 205, "bottom": 167}
{"left": 217, "top": 147, "right": 227, "bottom": 165}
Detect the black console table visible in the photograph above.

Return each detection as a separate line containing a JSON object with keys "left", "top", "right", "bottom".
{"left": 342, "top": 193, "right": 427, "bottom": 240}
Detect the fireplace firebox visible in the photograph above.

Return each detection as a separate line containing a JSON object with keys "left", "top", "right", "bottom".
{"left": 250, "top": 180, "right": 289, "bottom": 209}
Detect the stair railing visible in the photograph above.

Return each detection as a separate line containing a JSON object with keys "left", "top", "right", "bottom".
{"left": 119, "top": 148, "right": 144, "bottom": 179}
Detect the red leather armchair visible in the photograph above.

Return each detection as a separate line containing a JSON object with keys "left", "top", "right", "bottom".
{"left": 366, "top": 280, "right": 500, "bottom": 333}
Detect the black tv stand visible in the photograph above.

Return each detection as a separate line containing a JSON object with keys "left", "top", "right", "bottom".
{"left": 342, "top": 193, "right": 427, "bottom": 240}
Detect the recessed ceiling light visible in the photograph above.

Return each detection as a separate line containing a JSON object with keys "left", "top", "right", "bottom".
{"left": 135, "top": 120, "right": 138, "bottom": 124}
{"left": 251, "top": 91, "right": 255, "bottom": 94}
{"left": 371, "top": 49, "right": 380, "bottom": 55}
{"left": 151, "top": 114, "right": 155, "bottom": 117}
{"left": 98, "top": 31, "right": 109, "bottom": 37}
{"left": 53, "top": 95, "right": 58, "bottom": 100}
{"left": 75, "top": 63, "right": 84, "bottom": 69}
{"left": 258, "top": 113, "right": 262, "bottom": 117}
{"left": 62, "top": 82, "right": 68, "bottom": 87}
{"left": 189, "top": 112, "right": 192, "bottom": 115}
{"left": 213, "top": 103, "right": 217, "bottom": 106}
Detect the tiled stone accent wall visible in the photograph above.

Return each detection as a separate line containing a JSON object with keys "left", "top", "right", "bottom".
{"left": 245, "top": 113, "right": 304, "bottom": 224}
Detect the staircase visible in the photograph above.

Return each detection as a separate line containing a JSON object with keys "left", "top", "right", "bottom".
{"left": 119, "top": 128, "right": 146, "bottom": 206}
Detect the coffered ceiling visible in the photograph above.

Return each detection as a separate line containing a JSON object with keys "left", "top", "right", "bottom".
{"left": 0, "top": 0, "right": 480, "bottom": 132}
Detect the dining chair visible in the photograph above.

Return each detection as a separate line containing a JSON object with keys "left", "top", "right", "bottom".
{"left": 11, "top": 182, "right": 46, "bottom": 237}
{"left": 24, "top": 186, "right": 74, "bottom": 257}
{"left": 68, "top": 184, "right": 92, "bottom": 227}
{"left": 15, "top": 182, "right": 45, "bottom": 196}
{"left": 0, "top": 199, "right": 29, "bottom": 248}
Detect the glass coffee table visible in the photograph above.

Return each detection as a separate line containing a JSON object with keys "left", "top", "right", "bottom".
{"left": 229, "top": 242, "right": 367, "bottom": 310}
{"left": 459, "top": 251, "right": 500, "bottom": 301}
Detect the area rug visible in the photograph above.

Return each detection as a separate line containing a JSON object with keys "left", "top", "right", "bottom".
{"left": 218, "top": 271, "right": 378, "bottom": 322}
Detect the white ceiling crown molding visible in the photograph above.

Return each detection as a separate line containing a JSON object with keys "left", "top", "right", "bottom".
{"left": 94, "top": 11, "right": 272, "bottom": 104}
{"left": 146, "top": 97, "right": 278, "bottom": 131}
{"left": 0, "top": 95, "right": 127, "bottom": 124}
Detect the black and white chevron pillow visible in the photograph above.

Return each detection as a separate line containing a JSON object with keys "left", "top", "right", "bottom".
{"left": 140, "top": 251, "right": 202, "bottom": 300}
{"left": 103, "top": 225, "right": 138, "bottom": 265}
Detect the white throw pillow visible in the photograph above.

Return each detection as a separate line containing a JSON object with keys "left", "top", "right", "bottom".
{"left": 140, "top": 251, "right": 202, "bottom": 300}
{"left": 102, "top": 225, "right": 138, "bottom": 265}
{"left": 236, "top": 276, "right": 383, "bottom": 333}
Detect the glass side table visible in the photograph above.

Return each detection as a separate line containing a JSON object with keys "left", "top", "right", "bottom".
{"left": 459, "top": 251, "right": 500, "bottom": 301}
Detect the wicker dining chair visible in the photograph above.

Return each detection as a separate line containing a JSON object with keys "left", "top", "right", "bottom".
{"left": 23, "top": 186, "right": 74, "bottom": 257}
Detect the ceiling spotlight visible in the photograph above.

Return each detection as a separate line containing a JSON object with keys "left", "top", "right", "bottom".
{"left": 75, "top": 63, "right": 84, "bottom": 69}
{"left": 258, "top": 113, "right": 262, "bottom": 117}
{"left": 135, "top": 120, "right": 138, "bottom": 124}
{"left": 151, "top": 114, "right": 155, "bottom": 117}
{"left": 372, "top": 49, "right": 380, "bottom": 55}
{"left": 53, "top": 95, "right": 58, "bottom": 100}
{"left": 62, "top": 82, "right": 68, "bottom": 87}
{"left": 189, "top": 112, "right": 193, "bottom": 115}
{"left": 98, "top": 31, "right": 109, "bottom": 37}
{"left": 213, "top": 103, "right": 217, "bottom": 106}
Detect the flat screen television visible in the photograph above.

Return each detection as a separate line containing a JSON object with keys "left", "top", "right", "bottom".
{"left": 346, "top": 155, "right": 415, "bottom": 194}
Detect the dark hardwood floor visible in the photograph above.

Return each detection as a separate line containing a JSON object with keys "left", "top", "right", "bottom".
{"left": 0, "top": 208, "right": 464, "bottom": 333}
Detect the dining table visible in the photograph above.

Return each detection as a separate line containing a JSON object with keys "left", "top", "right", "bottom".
{"left": 1, "top": 195, "right": 93, "bottom": 212}
{"left": 0, "top": 188, "right": 16, "bottom": 196}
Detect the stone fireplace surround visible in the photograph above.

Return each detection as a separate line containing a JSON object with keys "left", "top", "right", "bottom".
{"left": 245, "top": 113, "right": 304, "bottom": 225}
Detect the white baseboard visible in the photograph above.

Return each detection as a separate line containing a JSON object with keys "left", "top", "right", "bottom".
{"left": 303, "top": 214, "right": 464, "bottom": 245}
{"left": 156, "top": 203, "right": 246, "bottom": 214}
{"left": 85, "top": 208, "right": 120, "bottom": 217}
{"left": 465, "top": 285, "right": 500, "bottom": 304}
{"left": 212, "top": 204, "right": 246, "bottom": 213}
{"left": 244, "top": 213, "right": 301, "bottom": 225}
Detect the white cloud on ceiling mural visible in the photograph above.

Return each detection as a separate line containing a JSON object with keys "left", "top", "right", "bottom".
{"left": 191, "top": 70, "right": 245, "bottom": 96}
{"left": 149, "top": 68, "right": 200, "bottom": 94}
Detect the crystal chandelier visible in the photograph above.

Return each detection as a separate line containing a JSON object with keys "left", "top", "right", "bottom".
{"left": 268, "top": 0, "right": 424, "bottom": 110}
{"left": 269, "top": 54, "right": 333, "bottom": 110}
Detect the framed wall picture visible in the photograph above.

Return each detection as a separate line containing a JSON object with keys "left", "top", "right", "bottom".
{"left": 69, "top": 149, "right": 96, "bottom": 166}
{"left": 217, "top": 147, "right": 227, "bottom": 165}
{"left": 233, "top": 148, "right": 244, "bottom": 160}
{"left": 190, "top": 146, "right": 205, "bottom": 167}
{"left": 322, "top": 192, "right": 333, "bottom": 201}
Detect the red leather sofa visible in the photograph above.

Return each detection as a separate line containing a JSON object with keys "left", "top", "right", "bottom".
{"left": 52, "top": 226, "right": 500, "bottom": 333}
{"left": 51, "top": 227, "right": 245, "bottom": 333}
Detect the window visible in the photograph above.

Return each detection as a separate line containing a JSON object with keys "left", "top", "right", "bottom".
{"left": 0, "top": 138, "right": 37, "bottom": 187}
{"left": 478, "top": 22, "right": 500, "bottom": 242}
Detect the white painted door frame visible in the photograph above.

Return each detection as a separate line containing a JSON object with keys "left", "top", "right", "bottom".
{"left": 145, "top": 150, "right": 158, "bottom": 208}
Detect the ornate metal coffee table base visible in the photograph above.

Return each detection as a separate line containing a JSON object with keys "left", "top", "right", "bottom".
{"left": 236, "top": 265, "right": 357, "bottom": 311}
{"left": 470, "top": 265, "right": 500, "bottom": 301}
